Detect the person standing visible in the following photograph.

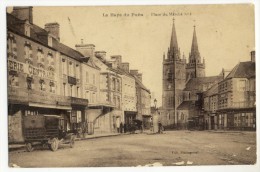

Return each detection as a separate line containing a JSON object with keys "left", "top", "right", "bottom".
{"left": 116, "top": 118, "right": 120, "bottom": 133}
{"left": 120, "top": 122, "right": 123, "bottom": 133}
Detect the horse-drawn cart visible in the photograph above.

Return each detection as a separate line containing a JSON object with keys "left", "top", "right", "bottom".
{"left": 23, "top": 115, "right": 75, "bottom": 152}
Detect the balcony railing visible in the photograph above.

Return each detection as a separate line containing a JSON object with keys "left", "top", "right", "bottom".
{"left": 68, "top": 76, "right": 77, "bottom": 85}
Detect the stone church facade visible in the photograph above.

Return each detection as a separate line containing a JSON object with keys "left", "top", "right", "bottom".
{"left": 161, "top": 19, "right": 219, "bottom": 129}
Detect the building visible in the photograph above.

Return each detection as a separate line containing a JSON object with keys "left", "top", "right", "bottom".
{"left": 7, "top": 7, "right": 88, "bottom": 143}
{"left": 216, "top": 51, "right": 256, "bottom": 130}
{"left": 161, "top": 19, "right": 223, "bottom": 129}
{"left": 202, "top": 83, "right": 219, "bottom": 130}
{"left": 118, "top": 63, "right": 137, "bottom": 128}
{"left": 162, "top": 19, "right": 186, "bottom": 127}
{"left": 130, "top": 70, "right": 151, "bottom": 129}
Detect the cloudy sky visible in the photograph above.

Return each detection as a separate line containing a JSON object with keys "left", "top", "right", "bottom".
{"left": 8, "top": 4, "right": 255, "bottom": 106}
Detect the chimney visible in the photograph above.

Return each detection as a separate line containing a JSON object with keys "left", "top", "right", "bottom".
{"left": 12, "top": 6, "right": 33, "bottom": 24}
{"left": 137, "top": 73, "right": 143, "bottom": 82}
{"left": 44, "top": 23, "right": 60, "bottom": 41}
{"left": 121, "top": 62, "right": 130, "bottom": 72}
{"left": 75, "top": 40, "right": 95, "bottom": 57}
{"left": 110, "top": 55, "right": 122, "bottom": 67}
{"left": 130, "top": 70, "right": 139, "bottom": 76}
{"left": 251, "top": 51, "right": 255, "bottom": 62}
{"left": 95, "top": 51, "right": 106, "bottom": 60}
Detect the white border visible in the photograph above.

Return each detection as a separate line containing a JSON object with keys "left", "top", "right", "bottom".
{"left": 0, "top": 1, "right": 259, "bottom": 172}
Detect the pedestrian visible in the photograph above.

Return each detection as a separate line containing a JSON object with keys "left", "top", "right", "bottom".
{"left": 120, "top": 122, "right": 123, "bottom": 133}
{"left": 116, "top": 118, "right": 120, "bottom": 133}
{"left": 158, "top": 121, "right": 163, "bottom": 134}
{"left": 124, "top": 123, "right": 127, "bottom": 133}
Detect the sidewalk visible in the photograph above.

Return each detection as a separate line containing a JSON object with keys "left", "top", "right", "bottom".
{"left": 9, "top": 132, "right": 122, "bottom": 152}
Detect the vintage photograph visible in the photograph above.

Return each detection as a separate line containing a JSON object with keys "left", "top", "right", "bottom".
{"left": 6, "top": 4, "right": 256, "bottom": 167}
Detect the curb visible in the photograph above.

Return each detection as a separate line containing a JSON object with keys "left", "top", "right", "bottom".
{"left": 9, "top": 133, "right": 124, "bottom": 152}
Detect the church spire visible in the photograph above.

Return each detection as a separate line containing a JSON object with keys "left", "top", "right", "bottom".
{"left": 170, "top": 18, "right": 178, "bottom": 52}
{"left": 191, "top": 25, "right": 199, "bottom": 57}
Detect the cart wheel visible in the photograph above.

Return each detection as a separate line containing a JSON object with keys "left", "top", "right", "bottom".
{"left": 25, "top": 143, "right": 34, "bottom": 152}
{"left": 70, "top": 137, "right": 75, "bottom": 148}
{"left": 50, "top": 138, "right": 59, "bottom": 152}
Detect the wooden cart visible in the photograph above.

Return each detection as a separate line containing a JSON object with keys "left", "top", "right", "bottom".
{"left": 23, "top": 115, "right": 75, "bottom": 152}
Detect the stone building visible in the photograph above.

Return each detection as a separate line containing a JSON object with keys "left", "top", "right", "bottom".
{"left": 162, "top": 19, "right": 186, "bottom": 127}
{"left": 7, "top": 7, "right": 88, "bottom": 143}
{"left": 216, "top": 51, "right": 256, "bottom": 130}
{"left": 161, "top": 19, "right": 222, "bottom": 129}
{"left": 130, "top": 70, "right": 151, "bottom": 129}
{"left": 202, "top": 83, "right": 219, "bottom": 130}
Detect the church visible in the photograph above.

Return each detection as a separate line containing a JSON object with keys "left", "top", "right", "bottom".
{"left": 161, "top": 19, "right": 223, "bottom": 129}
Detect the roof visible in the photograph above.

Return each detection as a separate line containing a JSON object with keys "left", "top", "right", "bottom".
{"left": 184, "top": 76, "right": 223, "bottom": 91}
{"left": 203, "top": 83, "right": 218, "bottom": 97}
{"left": 7, "top": 13, "right": 85, "bottom": 62}
{"left": 134, "top": 75, "right": 150, "bottom": 93}
{"left": 225, "top": 61, "right": 255, "bottom": 79}
{"left": 177, "top": 101, "right": 196, "bottom": 110}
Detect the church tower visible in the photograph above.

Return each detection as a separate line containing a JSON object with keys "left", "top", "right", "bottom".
{"left": 162, "top": 19, "right": 186, "bottom": 127}
{"left": 186, "top": 25, "right": 205, "bottom": 80}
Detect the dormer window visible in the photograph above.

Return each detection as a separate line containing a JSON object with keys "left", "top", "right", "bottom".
{"left": 7, "top": 34, "right": 17, "bottom": 59}
{"left": 24, "top": 21, "right": 31, "bottom": 37}
{"left": 48, "top": 35, "right": 53, "bottom": 47}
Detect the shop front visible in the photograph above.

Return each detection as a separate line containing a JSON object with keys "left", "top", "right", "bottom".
{"left": 70, "top": 97, "right": 88, "bottom": 137}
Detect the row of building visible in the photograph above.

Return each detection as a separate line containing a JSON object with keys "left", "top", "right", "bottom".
{"left": 7, "top": 7, "right": 151, "bottom": 143}
{"left": 160, "top": 19, "right": 256, "bottom": 131}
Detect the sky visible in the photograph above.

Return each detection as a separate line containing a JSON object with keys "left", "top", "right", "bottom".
{"left": 8, "top": 4, "right": 255, "bottom": 106}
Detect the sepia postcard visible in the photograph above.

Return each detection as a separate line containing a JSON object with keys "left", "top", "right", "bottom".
{"left": 5, "top": 3, "right": 257, "bottom": 169}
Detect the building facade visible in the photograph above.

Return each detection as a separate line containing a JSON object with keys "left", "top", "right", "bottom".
{"left": 162, "top": 19, "right": 186, "bottom": 127}
{"left": 7, "top": 7, "right": 88, "bottom": 143}
{"left": 216, "top": 52, "right": 256, "bottom": 130}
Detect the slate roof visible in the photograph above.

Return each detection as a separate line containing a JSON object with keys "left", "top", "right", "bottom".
{"left": 133, "top": 75, "right": 150, "bottom": 93}
{"left": 7, "top": 13, "right": 85, "bottom": 62}
{"left": 177, "top": 101, "right": 196, "bottom": 110}
{"left": 203, "top": 83, "right": 218, "bottom": 97}
{"left": 184, "top": 76, "right": 223, "bottom": 91}
{"left": 225, "top": 61, "right": 255, "bottom": 79}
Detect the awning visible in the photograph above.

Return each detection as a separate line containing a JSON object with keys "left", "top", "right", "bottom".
{"left": 29, "top": 102, "right": 72, "bottom": 110}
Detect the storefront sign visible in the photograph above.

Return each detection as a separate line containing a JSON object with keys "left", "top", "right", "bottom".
{"left": 8, "top": 59, "right": 24, "bottom": 73}
{"left": 8, "top": 59, "right": 55, "bottom": 79}
{"left": 71, "top": 97, "right": 88, "bottom": 106}
{"left": 27, "top": 65, "right": 55, "bottom": 79}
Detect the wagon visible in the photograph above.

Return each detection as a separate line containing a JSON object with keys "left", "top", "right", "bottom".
{"left": 23, "top": 115, "right": 75, "bottom": 152}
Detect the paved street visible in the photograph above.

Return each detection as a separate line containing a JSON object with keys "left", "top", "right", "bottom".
{"left": 9, "top": 131, "right": 256, "bottom": 167}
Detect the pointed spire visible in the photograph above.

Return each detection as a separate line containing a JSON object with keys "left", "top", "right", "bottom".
{"left": 170, "top": 18, "right": 178, "bottom": 52}
{"left": 191, "top": 25, "right": 199, "bottom": 54}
